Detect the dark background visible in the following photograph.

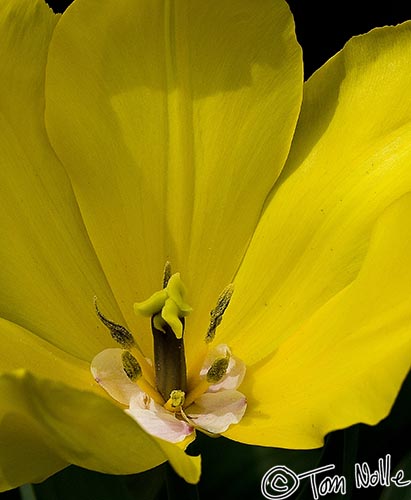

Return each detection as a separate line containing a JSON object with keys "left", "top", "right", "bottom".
{"left": 287, "top": 0, "right": 411, "bottom": 78}
{"left": 2, "top": 1, "right": 411, "bottom": 499}
{"left": 45, "top": 0, "right": 411, "bottom": 78}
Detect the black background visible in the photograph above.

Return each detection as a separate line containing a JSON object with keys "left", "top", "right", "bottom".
{"left": 45, "top": 0, "right": 411, "bottom": 78}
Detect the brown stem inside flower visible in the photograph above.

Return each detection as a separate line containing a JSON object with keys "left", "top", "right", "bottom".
{"left": 151, "top": 316, "right": 187, "bottom": 401}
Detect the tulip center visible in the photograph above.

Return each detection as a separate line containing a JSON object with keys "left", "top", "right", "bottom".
{"left": 92, "top": 264, "right": 248, "bottom": 441}
{"left": 94, "top": 262, "right": 235, "bottom": 415}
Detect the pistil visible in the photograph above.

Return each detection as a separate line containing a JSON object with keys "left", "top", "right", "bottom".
{"left": 152, "top": 316, "right": 187, "bottom": 401}
{"left": 134, "top": 269, "right": 191, "bottom": 404}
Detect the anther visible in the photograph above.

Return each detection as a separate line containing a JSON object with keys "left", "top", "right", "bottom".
{"left": 162, "top": 261, "right": 172, "bottom": 288}
{"left": 122, "top": 351, "right": 142, "bottom": 381}
{"left": 206, "top": 355, "right": 230, "bottom": 383}
{"left": 164, "top": 389, "right": 186, "bottom": 412}
{"left": 184, "top": 350, "right": 231, "bottom": 407}
{"left": 94, "top": 297, "right": 135, "bottom": 349}
{"left": 205, "top": 284, "right": 234, "bottom": 343}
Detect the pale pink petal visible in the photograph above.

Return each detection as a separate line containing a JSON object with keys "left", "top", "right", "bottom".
{"left": 200, "top": 344, "right": 246, "bottom": 392}
{"left": 187, "top": 390, "right": 247, "bottom": 434}
{"left": 91, "top": 348, "right": 141, "bottom": 405}
{"left": 127, "top": 394, "right": 194, "bottom": 443}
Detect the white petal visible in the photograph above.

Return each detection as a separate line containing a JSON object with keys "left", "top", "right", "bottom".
{"left": 91, "top": 348, "right": 141, "bottom": 405}
{"left": 187, "top": 390, "right": 247, "bottom": 434}
{"left": 200, "top": 344, "right": 246, "bottom": 392}
{"left": 127, "top": 394, "right": 194, "bottom": 443}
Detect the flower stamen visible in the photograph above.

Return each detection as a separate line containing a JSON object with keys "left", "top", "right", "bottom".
{"left": 162, "top": 260, "right": 172, "bottom": 288}
{"left": 121, "top": 350, "right": 142, "bottom": 381}
{"left": 121, "top": 350, "right": 164, "bottom": 405}
{"left": 94, "top": 296, "right": 135, "bottom": 349}
{"left": 94, "top": 297, "right": 156, "bottom": 387}
{"left": 184, "top": 355, "right": 230, "bottom": 407}
{"left": 205, "top": 284, "right": 234, "bottom": 343}
{"left": 206, "top": 354, "right": 230, "bottom": 383}
{"left": 184, "top": 379, "right": 210, "bottom": 408}
{"left": 164, "top": 389, "right": 186, "bottom": 412}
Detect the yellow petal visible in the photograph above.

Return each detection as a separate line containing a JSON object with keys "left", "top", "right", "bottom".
{"left": 0, "top": 317, "right": 92, "bottom": 391}
{"left": 45, "top": 0, "right": 302, "bottom": 362}
{"left": 0, "top": 374, "right": 68, "bottom": 491}
{"left": 0, "top": 0, "right": 121, "bottom": 361}
{"left": 220, "top": 22, "right": 411, "bottom": 364}
{"left": 226, "top": 194, "right": 411, "bottom": 448}
{"left": 0, "top": 370, "right": 200, "bottom": 491}
{"left": 155, "top": 439, "right": 201, "bottom": 485}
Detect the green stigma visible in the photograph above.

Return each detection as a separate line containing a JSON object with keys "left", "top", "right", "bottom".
{"left": 134, "top": 272, "right": 192, "bottom": 339}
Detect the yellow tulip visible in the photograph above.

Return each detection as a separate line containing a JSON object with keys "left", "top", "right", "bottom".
{"left": 1, "top": 0, "right": 411, "bottom": 491}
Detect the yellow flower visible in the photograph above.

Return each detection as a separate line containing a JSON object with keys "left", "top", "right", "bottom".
{"left": 1, "top": 0, "right": 411, "bottom": 491}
